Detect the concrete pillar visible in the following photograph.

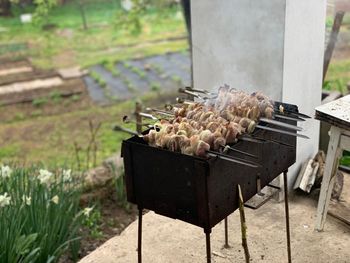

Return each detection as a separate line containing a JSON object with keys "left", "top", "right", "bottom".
{"left": 191, "top": 0, "right": 327, "bottom": 187}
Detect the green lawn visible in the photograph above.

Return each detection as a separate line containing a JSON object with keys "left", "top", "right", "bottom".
{"left": 0, "top": 93, "right": 165, "bottom": 170}
{"left": 0, "top": 0, "right": 187, "bottom": 68}
{"left": 325, "top": 59, "right": 350, "bottom": 94}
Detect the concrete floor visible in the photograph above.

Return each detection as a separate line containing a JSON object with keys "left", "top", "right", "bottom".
{"left": 79, "top": 194, "right": 350, "bottom": 263}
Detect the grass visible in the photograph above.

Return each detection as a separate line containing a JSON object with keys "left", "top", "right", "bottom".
{"left": 90, "top": 71, "right": 107, "bottom": 88}
{"left": 32, "top": 97, "right": 49, "bottom": 107}
{"left": 131, "top": 66, "right": 146, "bottom": 79}
{"left": 103, "top": 61, "right": 120, "bottom": 77}
{"left": 0, "top": 93, "right": 164, "bottom": 169}
{"left": 0, "top": 1, "right": 187, "bottom": 69}
{"left": 325, "top": 59, "right": 350, "bottom": 94}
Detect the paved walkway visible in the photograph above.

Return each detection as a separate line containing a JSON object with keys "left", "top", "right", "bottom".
{"left": 80, "top": 194, "right": 350, "bottom": 263}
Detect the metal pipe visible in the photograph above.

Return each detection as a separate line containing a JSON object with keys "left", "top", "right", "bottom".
{"left": 283, "top": 171, "right": 292, "bottom": 263}
{"left": 138, "top": 208, "right": 143, "bottom": 263}
{"left": 205, "top": 230, "right": 211, "bottom": 263}
{"left": 224, "top": 217, "right": 230, "bottom": 248}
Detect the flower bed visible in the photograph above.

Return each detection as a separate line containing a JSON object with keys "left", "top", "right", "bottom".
{"left": 0, "top": 165, "right": 83, "bottom": 262}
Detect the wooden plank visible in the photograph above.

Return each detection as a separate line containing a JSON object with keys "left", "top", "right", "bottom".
{"left": 315, "top": 94, "right": 350, "bottom": 130}
{"left": 0, "top": 69, "right": 58, "bottom": 86}
{"left": 315, "top": 126, "right": 342, "bottom": 231}
{"left": 328, "top": 173, "right": 350, "bottom": 226}
{"left": 0, "top": 78, "right": 86, "bottom": 105}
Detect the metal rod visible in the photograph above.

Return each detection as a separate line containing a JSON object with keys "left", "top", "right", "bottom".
{"left": 224, "top": 217, "right": 230, "bottom": 248}
{"left": 223, "top": 145, "right": 258, "bottom": 159}
{"left": 259, "top": 117, "right": 303, "bottom": 131}
{"left": 145, "top": 107, "right": 174, "bottom": 117}
{"left": 113, "top": 125, "right": 141, "bottom": 136}
{"left": 185, "top": 86, "right": 217, "bottom": 96}
{"left": 206, "top": 151, "right": 260, "bottom": 168}
{"left": 256, "top": 125, "right": 309, "bottom": 139}
{"left": 244, "top": 134, "right": 295, "bottom": 148}
{"left": 283, "top": 171, "right": 292, "bottom": 263}
{"left": 139, "top": 112, "right": 158, "bottom": 120}
{"left": 179, "top": 87, "right": 204, "bottom": 99}
{"left": 275, "top": 108, "right": 311, "bottom": 119}
{"left": 138, "top": 208, "right": 143, "bottom": 263}
{"left": 205, "top": 230, "right": 211, "bottom": 263}
{"left": 274, "top": 113, "right": 305, "bottom": 122}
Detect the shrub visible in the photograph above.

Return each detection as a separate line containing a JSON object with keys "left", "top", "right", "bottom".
{"left": 0, "top": 165, "right": 83, "bottom": 263}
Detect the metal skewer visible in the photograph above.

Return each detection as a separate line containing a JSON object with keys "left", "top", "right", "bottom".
{"left": 274, "top": 114, "right": 305, "bottom": 122}
{"left": 185, "top": 87, "right": 217, "bottom": 97}
{"left": 255, "top": 125, "right": 309, "bottom": 139}
{"left": 207, "top": 150, "right": 260, "bottom": 168}
{"left": 223, "top": 145, "right": 258, "bottom": 159}
{"left": 259, "top": 118, "right": 303, "bottom": 131}
{"left": 113, "top": 125, "right": 141, "bottom": 136}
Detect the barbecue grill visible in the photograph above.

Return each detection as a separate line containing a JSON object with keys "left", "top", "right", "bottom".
{"left": 120, "top": 101, "right": 300, "bottom": 263}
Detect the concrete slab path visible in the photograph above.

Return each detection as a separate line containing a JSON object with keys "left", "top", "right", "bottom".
{"left": 80, "top": 194, "right": 350, "bottom": 263}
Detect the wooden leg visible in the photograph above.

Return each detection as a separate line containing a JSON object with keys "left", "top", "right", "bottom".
{"left": 315, "top": 126, "right": 342, "bottom": 231}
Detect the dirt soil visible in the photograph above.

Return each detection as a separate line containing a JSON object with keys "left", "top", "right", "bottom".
{"left": 60, "top": 189, "right": 138, "bottom": 263}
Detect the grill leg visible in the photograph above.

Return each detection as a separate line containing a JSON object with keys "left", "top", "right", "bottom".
{"left": 224, "top": 217, "right": 230, "bottom": 248}
{"left": 138, "top": 208, "right": 143, "bottom": 263}
{"left": 205, "top": 229, "right": 211, "bottom": 263}
{"left": 283, "top": 171, "right": 292, "bottom": 263}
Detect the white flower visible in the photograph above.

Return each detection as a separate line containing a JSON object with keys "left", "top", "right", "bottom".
{"left": 51, "top": 195, "right": 59, "bottom": 204}
{"left": 0, "top": 192, "right": 11, "bottom": 207}
{"left": 1, "top": 165, "right": 12, "bottom": 179}
{"left": 38, "top": 169, "right": 53, "bottom": 186}
{"left": 83, "top": 207, "right": 93, "bottom": 217}
{"left": 121, "top": 0, "right": 133, "bottom": 11}
{"left": 22, "top": 195, "right": 31, "bottom": 206}
{"left": 62, "top": 169, "right": 72, "bottom": 182}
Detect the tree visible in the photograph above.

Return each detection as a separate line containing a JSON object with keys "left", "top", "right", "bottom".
{"left": 0, "top": 0, "right": 12, "bottom": 16}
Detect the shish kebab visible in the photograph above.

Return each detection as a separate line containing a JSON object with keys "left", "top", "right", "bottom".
{"left": 116, "top": 88, "right": 308, "bottom": 164}
{"left": 180, "top": 86, "right": 310, "bottom": 120}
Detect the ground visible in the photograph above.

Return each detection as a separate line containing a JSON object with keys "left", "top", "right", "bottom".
{"left": 79, "top": 191, "right": 350, "bottom": 263}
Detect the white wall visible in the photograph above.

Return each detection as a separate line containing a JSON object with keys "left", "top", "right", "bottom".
{"left": 191, "top": 0, "right": 327, "bottom": 187}
{"left": 191, "top": 0, "right": 286, "bottom": 101}
{"left": 282, "top": 0, "right": 327, "bottom": 184}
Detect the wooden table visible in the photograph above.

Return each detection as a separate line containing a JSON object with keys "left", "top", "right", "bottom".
{"left": 315, "top": 95, "right": 350, "bottom": 231}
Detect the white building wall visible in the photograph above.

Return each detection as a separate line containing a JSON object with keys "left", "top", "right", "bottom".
{"left": 191, "top": 0, "right": 327, "bottom": 187}
{"left": 282, "top": 0, "right": 327, "bottom": 185}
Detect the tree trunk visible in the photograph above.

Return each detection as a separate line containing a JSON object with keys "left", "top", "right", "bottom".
{"left": 0, "top": 0, "right": 12, "bottom": 17}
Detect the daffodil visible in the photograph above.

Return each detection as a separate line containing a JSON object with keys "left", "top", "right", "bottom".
{"left": 38, "top": 169, "right": 53, "bottom": 186}
{"left": 1, "top": 165, "right": 12, "bottom": 179}
{"left": 51, "top": 195, "right": 59, "bottom": 205}
{"left": 83, "top": 207, "right": 93, "bottom": 217}
{"left": 121, "top": 0, "right": 133, "bottom": 11}
{"left": 0, "top": 192, "right": 11, "bottom": 207}
{"left": 62, "top": 169, "right": 72, "bottom": 182}
{"left": 22, "top": 195, "right": 31, "bottom": 206}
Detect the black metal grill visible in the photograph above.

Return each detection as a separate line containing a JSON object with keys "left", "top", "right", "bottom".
{"left": 121, "top": 102, "right": 298, "bottom": 263}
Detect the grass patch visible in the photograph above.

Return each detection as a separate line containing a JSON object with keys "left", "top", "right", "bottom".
{"left": 151, "top": 81, "right": 161, "bottom": 92}
{"left": 0, "top": 92, "right": 167, "bottom": 169}
{"left": 32, "top": 97, "right": 49, "bottom": 107}
{"left": 0, "top": 1, "right": 187, "bottom": 69}
{"left": 90, "top": 71, "right": 107, "bottom": 88}
{"left": 325, "top": 59, "right": 350, "bottom": 94}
